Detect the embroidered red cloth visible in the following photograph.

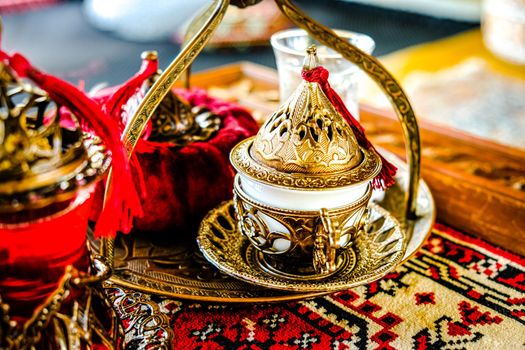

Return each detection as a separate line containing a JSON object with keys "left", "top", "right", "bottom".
{"left": 89, "top": 88, "right": 258, "bottom": 234}
{"left": 107, "top": 224, "right": 525, "bottom": 349}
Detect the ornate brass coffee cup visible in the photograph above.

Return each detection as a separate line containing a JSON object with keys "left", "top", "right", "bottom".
{"left": 230, "top": 48, "right": 382, "bottom": 277}
{"left": 233, "top": 175, "right": 372, "bottom": 276}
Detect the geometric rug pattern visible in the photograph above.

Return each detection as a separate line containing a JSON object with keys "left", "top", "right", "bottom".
{"left": 107, "top": 224, "right": 525, "bottom": 349}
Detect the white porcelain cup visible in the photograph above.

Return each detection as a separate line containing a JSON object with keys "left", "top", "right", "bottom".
{"left": 238, "top": 173, "right": 369, "bottom": 211}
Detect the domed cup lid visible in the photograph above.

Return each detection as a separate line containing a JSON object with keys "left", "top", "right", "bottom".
{"left": 230, "top": 46, "right": 381, "bottom": 190}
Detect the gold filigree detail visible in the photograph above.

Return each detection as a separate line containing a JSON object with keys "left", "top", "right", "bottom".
{"left": 232, "top": 47, "right": 380, "bottom": 190}
{"left": 148, "top": 89, "right": 221, "bottom": 146}
{"left": 231, "top": 137, "right": 381, "bottom": 190}
{"left": 233, "top": 176, "right": 371, "bottom": 276}
{"left": 0, "top": 64, "right": 108, "bottom": 213}
{"left": 251, "top": 81, "right": 361, "bottom": 174}
{"left": 0, "top": 267, "right": 117, "bottom": 350}
{"left": 88, "top": 155, "right": 434, "bottom": 302}
{"left": 104, "top": 284, "right": 173, "bottom": 349}
{"left": 90, "top": 227, "right": 323, "bottom": 301}
{"left": 233, "top": 193, "right": 298, "bottom": 255}
{"left": 314, "top": 209, "right": 342, "bottom": 274}
{"left": 95, "top": 0, "right": 431, "bottom": 297}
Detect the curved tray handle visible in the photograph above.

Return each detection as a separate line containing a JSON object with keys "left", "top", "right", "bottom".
{"left": 100, "top": 0, "right": 230, "bottom": 264}
{"left": 274, "top": 0, "right": 421, "bottom": 223}
{"left": 122, "top": 0, "right": 230, "bottom": 155}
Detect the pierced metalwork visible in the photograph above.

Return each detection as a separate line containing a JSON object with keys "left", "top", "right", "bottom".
{"left": 90, "top": 153, "right": 434, "bottom": 302}
{"left": 0, "top": 63, "right": 108, "bottom": 213}
{"left": 232, "top": 47, "right": 381, "bottom": 191}
{"left": 233, "top": 176, "right": 371, "bottom": 275}
{"left": 94, "top": 0, "right": 428, "bottom": 300}
{"left": 273, "top": 0, "right": 421, "bottom": 220}
{"left": 104, "top": 283, "right": 173, "bottom": 349}
{"left": 0, "top": 266, "right": 117, "bottom": 350}
{"left": 252, "top": 80, "right": 362, "bottom": 174}
{"left": 232, "top": 137, "right": 381, "bottom": 190}
{"left": 148, "top": 89, "right": 221, "bottom": 146}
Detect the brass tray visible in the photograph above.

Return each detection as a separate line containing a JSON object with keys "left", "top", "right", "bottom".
{"left": 90, "top": 153, "right": 434, "bottom": 302}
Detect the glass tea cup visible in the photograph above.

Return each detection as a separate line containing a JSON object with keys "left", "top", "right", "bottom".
{"left": 271, "top": 28, "right": 375, "bottom": 119}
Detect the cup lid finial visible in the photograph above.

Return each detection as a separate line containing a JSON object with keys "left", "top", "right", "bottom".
{"left": 303, "top": 45, "right": 320, "bottom": 71}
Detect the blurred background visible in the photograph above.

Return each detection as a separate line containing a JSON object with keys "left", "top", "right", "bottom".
{"left": 0, "top": 0, "right": 477, "bottom": 86}
{"left": 1, "top": 0, "right": 523, "bottom": 148}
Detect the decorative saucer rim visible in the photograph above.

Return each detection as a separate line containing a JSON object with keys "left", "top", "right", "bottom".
{"left": 197, "top": 202, "right": 407, "bottom": 292}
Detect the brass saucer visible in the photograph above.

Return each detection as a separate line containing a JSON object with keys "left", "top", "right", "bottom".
{"left": 198, "top": 202, "right": 405, "bottom": 292}
{"left": 90, "top": 152, "right": 434, "bottom": 302}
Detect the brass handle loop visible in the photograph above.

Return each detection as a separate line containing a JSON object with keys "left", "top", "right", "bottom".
{"left": 122, "top": 0, "right": 230, "bottom": 156}
{"left": 181, "top": 2, "right": 222, "bottom": 89}
{"left": 274, "top": 0, "right": 421, "bottom": 223}
{"left": 72, "top": 255, "right": 113, "bottom": 286}
{"left": 313, "top": 209, "right": 339, "bottom": 274}
{"left": 100, "top": 0, "right": 230, "bottom": 269}
{"left": 99, "top": 0, "right": 420, "bottom": 276}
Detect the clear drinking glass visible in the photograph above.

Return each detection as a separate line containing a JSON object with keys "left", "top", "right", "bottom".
{"left": 482, "top": 0, "right": 525, "bottom": 65}
{"left": 271, "top": 29, "right": 375, "bottom": 119}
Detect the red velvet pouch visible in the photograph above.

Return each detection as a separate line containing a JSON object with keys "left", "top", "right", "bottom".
{"left": 134, "top": 89, "right": 258, "bottom": 233}
{"left": 102, "top": 88, "right": 259, "bottom": 234}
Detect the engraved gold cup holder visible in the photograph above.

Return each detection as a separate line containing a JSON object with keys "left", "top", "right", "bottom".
{"left": 92, "top": 0, "right": 434, "bottom": 302}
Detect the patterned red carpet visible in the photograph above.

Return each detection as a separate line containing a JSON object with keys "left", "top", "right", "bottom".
{"left": 107, "top": 224, "right": 525, "bottom": 349}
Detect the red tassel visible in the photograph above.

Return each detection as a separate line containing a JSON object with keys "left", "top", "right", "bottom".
{"left": 102, "top": 55, "right": 158, "bottom": 203}
{"left": 301, "top": 66, "right": 397, "bottom": 190}
{"left": 102, "top": 55, "right": 158, "bottom": 129}
{"left": 1, "top": 51, "right": 141, "bottom": 238}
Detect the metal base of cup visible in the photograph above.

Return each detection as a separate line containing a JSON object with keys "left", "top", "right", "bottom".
{"left": 253, "top": 248, "right": 357, "bottom": 281}
{"left": 198, "top": 201, "right": 406, "bottom": 293}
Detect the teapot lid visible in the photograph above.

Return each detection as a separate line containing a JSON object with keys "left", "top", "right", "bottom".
{"left": 0, "top": 63, "right": 109, "bottom": 213}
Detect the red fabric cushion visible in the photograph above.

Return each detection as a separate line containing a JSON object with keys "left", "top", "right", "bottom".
{"left": 96, "top": 89, "right": 259, "bottom": 234}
